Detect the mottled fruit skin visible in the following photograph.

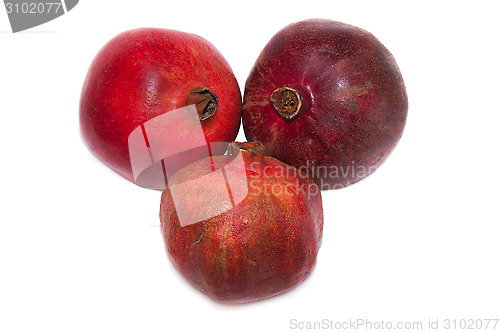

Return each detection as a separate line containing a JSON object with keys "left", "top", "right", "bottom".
{"left": 80, "top": 28, "right": 241, "bottom": 189}
{"left": 160, "top": 142, "right": 323, "bottom": 303}
{"left": 243, "top": 19, "right": 408, "bottom": 189}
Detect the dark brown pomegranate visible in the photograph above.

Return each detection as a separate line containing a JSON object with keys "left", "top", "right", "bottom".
{"left": 242, "top": 19, "right": 408, "bottom": 190}
{"left": 159, "top": 142, "right": 323, "bottom": 303}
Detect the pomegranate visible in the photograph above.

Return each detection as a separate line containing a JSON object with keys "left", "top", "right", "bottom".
{"left": 242, "top": 19, "right": 408, "bottom": 190}
{"left": 80, "top": 28, "right": 241, "bottom": 190}
{"left": 159, "top": 142, "right": 323, "bottom": 303}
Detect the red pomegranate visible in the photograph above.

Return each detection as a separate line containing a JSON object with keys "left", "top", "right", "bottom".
{"left": 160, "top": 142, "right": 323, "bottom": 303}
{"left": 80, "top": 28, "right": 241, "bottom": 190}
{"left": 243, "top": 19, "right": 408, "bottom": 190}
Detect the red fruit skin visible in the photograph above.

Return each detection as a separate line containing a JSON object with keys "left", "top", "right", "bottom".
{"left": 80, "top": 28, "right": 241, "bottom": 189}
{"left": 159, "top": 143, "right": 323, "bottom": 304}
{"left": 242, "top": 19, "right": 408, "bottom": 189}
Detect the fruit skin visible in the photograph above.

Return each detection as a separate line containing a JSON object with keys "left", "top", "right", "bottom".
{"left": 242, "top": 19, "right": 408, "bottom": 190}
{"left": 80, "top": 28, "right": 241, "bottom": 190}
{"left": 160, "top": 142, "right": 323, "bottom": 303}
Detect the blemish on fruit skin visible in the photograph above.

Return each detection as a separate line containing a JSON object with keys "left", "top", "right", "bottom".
{"left": 192, "top": 223, "right": 205, "bottom": 246}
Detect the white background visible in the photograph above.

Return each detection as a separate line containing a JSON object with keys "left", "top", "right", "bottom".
{"left": 1, "top": 1, "right": 499, "bottom": 332}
